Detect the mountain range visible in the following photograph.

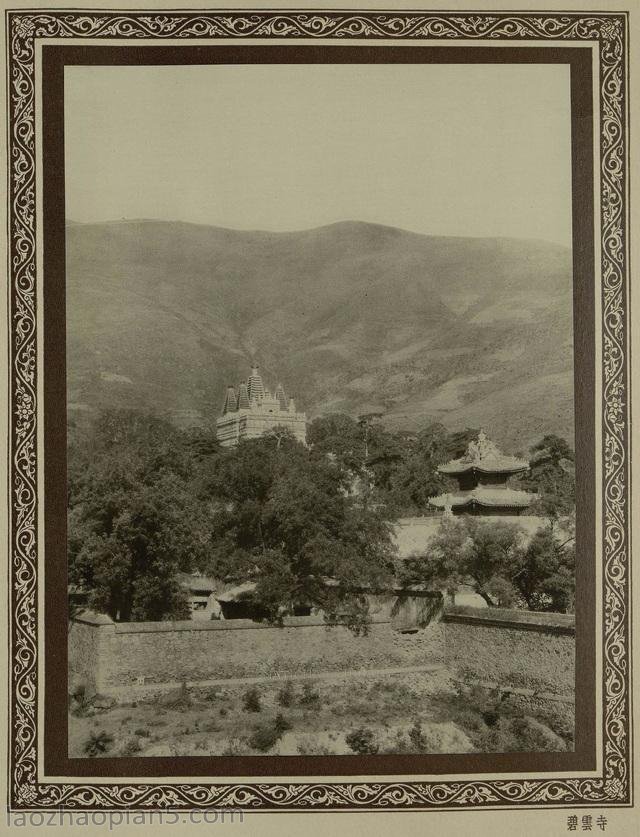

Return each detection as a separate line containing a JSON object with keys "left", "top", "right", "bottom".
{"left": 66, "top": 219, "right": 575, "bottom": 453}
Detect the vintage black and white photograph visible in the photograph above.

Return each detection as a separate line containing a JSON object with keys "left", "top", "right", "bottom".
{"left": 5, "top": 2, "right": 635, "bottom": 820}
{"left": 63, "top": 60, "right": 579, "bottom": 759}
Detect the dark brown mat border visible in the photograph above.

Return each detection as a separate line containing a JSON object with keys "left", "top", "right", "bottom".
{"left": 42, "top": 42, "right": 594, "bottom": 779}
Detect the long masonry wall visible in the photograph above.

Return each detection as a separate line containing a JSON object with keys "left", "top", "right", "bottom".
{"left": 69, "top": 613, "right": 443, "bottom": 694}
{"left": 443, "top": 609, "right": 575, "bottom": 696}
{"left": 69, "top": 608, "right": 575, "bottom": 699}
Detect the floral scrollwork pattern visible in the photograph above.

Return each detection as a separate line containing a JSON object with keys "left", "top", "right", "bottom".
{"left": 7, "top": 10, "right": 630, "bottom": 810}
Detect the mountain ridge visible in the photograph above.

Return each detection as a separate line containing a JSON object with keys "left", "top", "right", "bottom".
{"left": 67, "top": 217, "right": 569, "bottom": 248}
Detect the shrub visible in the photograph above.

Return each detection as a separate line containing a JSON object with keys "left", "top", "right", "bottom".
{"left": 296, "top": 736, "right": 335, "bottom": 755}
{"left": 118, "top": 736, "right": 142, "bottom": 756}
{"left": 69, "top": 680, "right": 88, "bottom": 701}
{"left": 477, "top": 719, "right": 520, "bottom": 753}
{"left": 274, "top": 713, "right": 292, "bottom": 733}
{"left": 221, "top": 737, "right": 246, "bottom": 756}
{"left": 477, "top": 716, "right": 566, "bottom": 753}
{"left": 382, "top": 722, "right": 430, "bottom": 754}
{"left": 369, "top": 680, "right": 417, "bottom": 707}
{"left": 242, "top": 687, "right": 262, "bottom": 713}
{"left": 134, "top": 727, "right": 150, "bottom": 737}
{"left": 533, "top": 702, "right": 575, "bottom": 746}
{"left": 69, "top": 685, "right": 93, "bottom": 718}
{"left": 299, "top": 682, "right": 321, "bottom": 707}
{"left": 345, "top": 727, "right": 379, "bottom": 755}
{"left": 219, "top": 707, "right": 228, "bottom": 717}
{"left": 249, "top": 723, "right": 281, "bottom": 753}
{"left": 449, "top": 708, "right": 487, "bottom": 736}
{"left": 277, "top": 682, "right": 295, "bottom": 707}
{"left": 408, "top": 720, "right": 428, "bottom": 751}
{"left": 69, "top": 700, "right": 89, "bottom": 719}
{"left": 83, "top": 730, "right": 114, "bottom": 757}
{"left": 248, "top": 713, "right": 292, "bottom": 752}
{"left": 383, "top": 732, "right": 411, "bottom": 754}
{"left": 509, "top": 717, "right": 566, "bottom": 752}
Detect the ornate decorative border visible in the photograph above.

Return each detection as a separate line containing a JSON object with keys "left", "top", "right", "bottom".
{"left": 7, "top": 9, "right": 630, "bottom": 810}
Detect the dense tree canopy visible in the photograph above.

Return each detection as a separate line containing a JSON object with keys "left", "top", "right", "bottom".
{"left": 515, "top": 526, "right": 575, "bottom": 612}
{"left": 399, "top": 517, "right": 524, "bottom": 607}
{"left": 399, "top": 516, "right": 575, "bottom": 613}
{"left": 514, "top": 433, "right": 576, "bottom": 520}
{"left": 69, "top": 413, "right": 397, "bottom": 628}
{"left": 68, "top": 410, "right": 576, "bottom": 623}
{"left": 197, "top": 431, "right": 397, "bottom": 631}
{"left": 306, "top": 414, "right": 462, "bottom": 515}
{"left": 68, "top": 411, "right": 218, "bottom": 621}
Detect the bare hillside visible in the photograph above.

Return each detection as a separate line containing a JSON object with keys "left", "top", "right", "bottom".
{"left": 66, "top": 220, "right": 574, "bottom": 451}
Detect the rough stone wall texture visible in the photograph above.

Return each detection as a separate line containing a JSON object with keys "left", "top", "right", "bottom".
{"left": 68, "top": 611, "right": 574, "bottom": 697}
{"left": 444, "top": 620, "right": 575, "bottom": 696}
{"left": 68, "top": 618, "right": 114, "bottom": 694}
{"left": 71, "top": 617, "right": 444, "bottom": 692}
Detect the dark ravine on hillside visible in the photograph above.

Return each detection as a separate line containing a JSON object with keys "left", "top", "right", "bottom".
{"left": 65, "top": 219, "right": 575, "bottom": 452}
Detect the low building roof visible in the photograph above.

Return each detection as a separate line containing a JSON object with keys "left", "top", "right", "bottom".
{"left": 177, "top": 573, "right": 218, "bottom": 594}
{"left": 215, "top": 581, "right": 257, "bottom": 602}
{"left": 72, "top": 609, "right": 114, "bottom": 625}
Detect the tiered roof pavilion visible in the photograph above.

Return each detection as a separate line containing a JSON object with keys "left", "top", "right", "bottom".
{"left": 429, "top": 430, "right": 535, "bottom": 516}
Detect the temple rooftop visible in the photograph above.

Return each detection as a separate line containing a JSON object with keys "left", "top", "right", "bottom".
{"left": 431, "top": 431, "right": 534, "bottom": 516}
{"left": 438, "top": 430, "right": 529, "bottom": 475}
{"left": 430, "top": 486, "right": 536, "bottom": 511}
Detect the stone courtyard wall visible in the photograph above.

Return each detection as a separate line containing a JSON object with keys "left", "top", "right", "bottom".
{"left": 69, "top": 607, "right": 575, "bottom": 699}
{"left": 68, "top": 611, "right": 119, "bottom": 694}
{"left": 68, "top": 613, "right": 444, "bottom": 694}
{"left": 443, "top": 609, "right": 575, "bottom": 696}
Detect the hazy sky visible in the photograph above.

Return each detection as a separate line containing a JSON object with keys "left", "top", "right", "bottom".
{"left": 65, "top": 63, "right": 572, "bottom": 245}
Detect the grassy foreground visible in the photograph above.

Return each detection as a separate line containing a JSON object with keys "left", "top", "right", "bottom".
{"left": 69, "top": 669, "right": 573, "bottom": 757}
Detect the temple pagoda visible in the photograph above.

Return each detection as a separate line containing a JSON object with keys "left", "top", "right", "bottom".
{"left": 216, "top": 365, "right": 307, "bottom": 448}
{"left": 429, "top": 431, "right": 535, "bottom": 516}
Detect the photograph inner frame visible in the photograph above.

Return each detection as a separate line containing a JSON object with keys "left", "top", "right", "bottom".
{"left": 6, "top": 9, "right": 630, "bottom": 812}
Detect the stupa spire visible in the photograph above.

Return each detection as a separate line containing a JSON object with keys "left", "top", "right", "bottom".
{"left": 247, "top": 365, "right": 265, "bottom": 402}
{"left": 275, "top": 382, "right": 287, "bottom": 411}
{"left": 222, "top": 385, "right": 237, "bottom": 415}
{"left": 237, "top": 381, "right": 250, "bottom": 409}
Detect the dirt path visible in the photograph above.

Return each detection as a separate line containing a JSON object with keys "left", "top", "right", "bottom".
{"left": 111, "top": 663, "right": 447, "bottom": 701}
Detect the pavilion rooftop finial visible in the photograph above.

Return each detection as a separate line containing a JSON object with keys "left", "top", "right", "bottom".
{"left": 439, "top": 431, "right": 529, "bottom": 475}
